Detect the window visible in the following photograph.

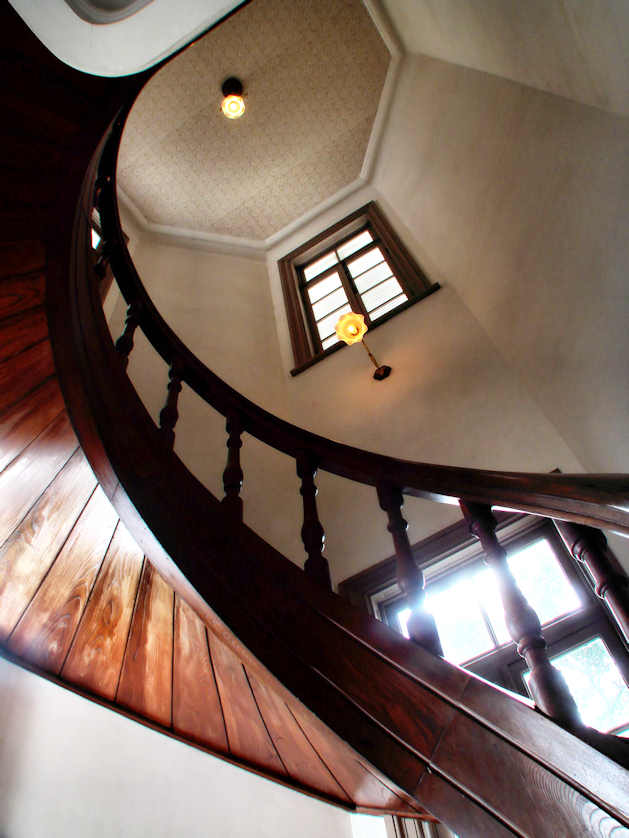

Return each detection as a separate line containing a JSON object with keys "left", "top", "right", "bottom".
{"left": 339, "top": 514, "right": 629, "bottom": 735}
{"left": 279, "top": 203, "right": 439, "bottom": 374}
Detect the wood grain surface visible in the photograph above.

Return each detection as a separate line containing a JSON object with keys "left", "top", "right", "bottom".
{"left": 172, "top": 596, "right": 228, "bottom": 752}
{"left": 116, "top": 559, "right": 174, "bottom": 726}
{"left": 0, "top": 411, "right": 77, "bottom": 546}
{"left": 0, "top": 339, "right": 55, "bottom": 414}
{"left": 208, "top": 631, "right": 286, "bottom": 776}
{"left": 0, "top": 307, "right": 48, "bottom": 363}
{"left": 247, "top": 669, "right": 350, "bottom": 803}
{"left": 0, "top": 241, "right": 45, "bottom": 280}
{"left": 0, "top": 448, "right": 96, "bottom": 639}
{"left": 0, "top": 271, "right": 45, "bottom": 319}
{"left": 0, "top": 377, "right": 65, "bottom": 472}
{"left": 62, "top": 520, "right": 143, "bottom": 698}
{"left": 7, "top": 486, "right": 118, "bottom": 671}
{"left": 288, "top": 699, "right": 423, "bottom": 816}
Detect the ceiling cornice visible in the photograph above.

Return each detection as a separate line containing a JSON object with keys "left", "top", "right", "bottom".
{"left": 116, "top": 0, "right": 402, "bottom": 261}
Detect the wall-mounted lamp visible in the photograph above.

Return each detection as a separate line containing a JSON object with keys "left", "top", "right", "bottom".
{"left": 221, "top": 77, "right": 245, "bottom": 119}
{"left": 335, "top": 312, "right": 391, "bottom": 380}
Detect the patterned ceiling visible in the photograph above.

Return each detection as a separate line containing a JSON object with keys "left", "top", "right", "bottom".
{"left": 118, "top": 0, "right": 390, "bottom": 241}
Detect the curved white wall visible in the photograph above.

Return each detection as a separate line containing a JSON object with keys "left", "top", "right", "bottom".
{"left": 8, "top": 0, "right": 240, "bottom": 76}
{"left": 0, "top": 656, "right": 353, "bottom": 838}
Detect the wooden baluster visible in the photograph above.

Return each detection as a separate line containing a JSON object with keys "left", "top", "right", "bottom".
{"left": 114, "top": 303, "right": 139, "bottom": 370}
{"left": 222, "top": 413, "right": 244, "bottom": 526}
{"left": 378, "top": 484, "right": 443, "bottom": 657}
{"left": 461, "top": 500, "right": 582, "bottom": 729}
{"left": 159, "top": 363, "right": 183, "bottom": 449}
{"left": 554, "top": 520, "right": 629, "bottom": 643}
{"left": 296, "top": 452, "right": 331, "bottom": 590}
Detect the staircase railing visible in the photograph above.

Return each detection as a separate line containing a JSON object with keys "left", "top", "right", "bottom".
{"left": 48, "top": 34, "right": 629, "bottom": 838}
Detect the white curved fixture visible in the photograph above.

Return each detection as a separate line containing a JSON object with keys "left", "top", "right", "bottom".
{"left": 8, "top": 0, "right": 241, "bottom": 77}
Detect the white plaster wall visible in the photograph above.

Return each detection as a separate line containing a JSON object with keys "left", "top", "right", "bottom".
{"left": 0, "top": 657, "right": 353, "bottom": 838}
{"left": 380, "top": 0, "right": 629, "bottom": 117}
{"left": 373, "top": 55, "right": 629, "bottom": 475}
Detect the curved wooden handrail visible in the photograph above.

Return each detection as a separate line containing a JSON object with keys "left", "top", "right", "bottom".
{"left": 95, "top": 114, "right": 629, "bottom": 536}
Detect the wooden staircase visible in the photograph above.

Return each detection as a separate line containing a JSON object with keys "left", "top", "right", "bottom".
{"left": 0, "top": 338, "right": 413, "bottom": 815}
{"left": 1, "top": 4, "right": 629, "bottom": 835}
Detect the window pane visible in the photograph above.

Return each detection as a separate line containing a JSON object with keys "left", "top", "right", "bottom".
{"left": 307, "top": 272, "right": 342, "bottom": 304}
{"left": 524, "top": 637, "right": 629, "bottom": 732}
{"left": 479, "top": 538, "right": 584, "bottom": 645}
{"left": 303, "top": 251, "right": 338, "bottom": 281}
{"left": 398, "top": 570, "right": 495, "bottom": 665}
{"left": 361, "top": 277, "right": 405, "bottom": 313}
{"left": 91, "top": 228, "right": 101, "bottom": 249}
{"left": 369, "top": 293, "right": 407, "bottom": 321}
{"left": 312, "top": 287, "right": 349, "bottom": 321}
{"left": 347, "top": 247, "right": 384, "bottom": 278}
{"left": 316, "top": 303, "right": 351, "bottom": 340}
{"left": 336, "top": 230, "right": 373, "bottom": 261}
{"left": 354, "top": 261, "right": 393, "bottom": 294}
{"left": 321, "top": 334, "right": 340, "bottom": 350}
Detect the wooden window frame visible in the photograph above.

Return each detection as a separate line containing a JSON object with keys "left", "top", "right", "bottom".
{"left": 339, "top": 514, "right": 629, "bottom": 708}
{"left": 279, "top": 202, "right": 440, "bottom": 376}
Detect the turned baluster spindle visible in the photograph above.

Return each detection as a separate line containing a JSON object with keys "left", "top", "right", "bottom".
{"left": 377, "top": 484, "right": 443, "bottom": 657}
{"left": 222, "top": 413, "right": 244, "bottom": 525}
{"left": 296, "top": 453, "right": 331, "bottom": 590}
{"left": 115, "top": 304, "right": 139, "bottom": 370}
{"left": 554, "top": 520, "right": 629, "bottom": 643}
{"left": 159, "top": 364, "right": 183, "bottom": 449}
{"left": 461, "top": 500, "right": 582, "bottom": 729}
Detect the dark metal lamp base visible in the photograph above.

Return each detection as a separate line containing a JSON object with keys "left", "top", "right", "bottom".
{"left": 373, "top": 365, "right": 392, "bottom": 381}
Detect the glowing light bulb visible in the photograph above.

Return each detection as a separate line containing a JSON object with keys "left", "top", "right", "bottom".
{"left": 221, "top": 94, "right": 245, "bottom": 119}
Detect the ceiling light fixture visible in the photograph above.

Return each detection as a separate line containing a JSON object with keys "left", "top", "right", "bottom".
{"left": 335, "top": 312, "right": 391, "bottom": 380}
{"left": 221, "top": 77, "right": 245, "bottom": 119}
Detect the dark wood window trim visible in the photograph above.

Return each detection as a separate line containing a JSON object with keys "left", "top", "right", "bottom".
{"left": 339, "top": 514, "right": 629, "bottom": 702}
{"left": 279, "top": 202, "right": 440, "bottom": 376}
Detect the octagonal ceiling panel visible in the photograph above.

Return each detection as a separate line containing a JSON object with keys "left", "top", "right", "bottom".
{"left": 118, "top": 0, "right": 390, "bottom": 241}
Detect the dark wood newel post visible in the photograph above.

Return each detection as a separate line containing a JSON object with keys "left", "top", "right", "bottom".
{"left": 460, "top": 500, "right": 582, "bottom": 729}
{"left": 222, "top": 413, "right": 244, "bottom": 526}
{"left": 159, "top": 362, "right": 183, "bottom": 449}
{"left": 553, "top": 520, "right": 629, "bottom": 643}
{"left": 378, "top": 484, "right": 443, "bottom": 657}
{"left": 115, "top": 303, "right": 140, "bottom": 370}
{"left": 296, "top": 452, "right": 331, "bottom": 590}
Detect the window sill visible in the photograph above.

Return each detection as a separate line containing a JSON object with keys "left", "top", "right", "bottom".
{"left": 289, "top": 283, "right": 441, "bottom": 377}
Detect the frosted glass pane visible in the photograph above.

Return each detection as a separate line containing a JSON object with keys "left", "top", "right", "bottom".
{"left": 303, "top": 251, "right": 338, "bottom": 281}
{"left": 336, "top": 230, "right": 373, "bottom": 260}
{"left": 316, "top": 303, "right": 351, "bottom": 340}
{"left": 307, "top": 272, "right": 342, "bottom": 304}
{"left": 312, "top": 287, "right": 348, "bottom": 321}
{"left": 354, "top": 261, "right": 393, "bottom": 293}
{"left": 524, "top": 637, "right": 629, "bottom": 732}
{"left": 479, "top": 538, "right": 583, "bottom": 645}
{"left": 321, "top": 334, "right": 340, "bottom": 350}
{"left": 368, "top": 294, "right": 407, "bottom": 321}
{"left": 362, "top": 277, "right": 404, "bottom": 312}
{"left": 347, "top": 247, "right": 384, "bottom": 278}
{"left": 398, "top": 569, "right": 494, "bottom": 665}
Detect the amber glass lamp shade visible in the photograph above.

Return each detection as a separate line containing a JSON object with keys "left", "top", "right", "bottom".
{"left": 221, "top": 77, "right": 245, "bottom": 119}
{"left": 335, "top": 312, "right": 368, "bottom": 345}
